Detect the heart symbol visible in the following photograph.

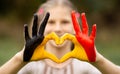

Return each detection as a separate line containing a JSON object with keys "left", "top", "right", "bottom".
{"left": 30, "top": 32, "right": 88, "bottom": 63}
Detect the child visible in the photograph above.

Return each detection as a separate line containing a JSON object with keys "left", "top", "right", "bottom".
{"left": 0, "top": 0, "right": 120, "bottom": 74}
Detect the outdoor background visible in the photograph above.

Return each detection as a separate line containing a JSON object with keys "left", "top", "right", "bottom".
{"left": 0, "top": 0, "right": 120, "bottom": 66}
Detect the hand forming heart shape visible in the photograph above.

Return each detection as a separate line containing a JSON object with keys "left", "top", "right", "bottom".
{"left": 25, "top": 11, "right": 96, "bottom": 63}
{"left": 31, "top": 32, "right": 88, "bottom": 63}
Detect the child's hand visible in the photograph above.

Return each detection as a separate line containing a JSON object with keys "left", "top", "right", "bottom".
{"left": 72, "top": 11, "right": 96, "bottom": 62}
{"left": 23, "top": 13, "right": 50, "bottom": 62}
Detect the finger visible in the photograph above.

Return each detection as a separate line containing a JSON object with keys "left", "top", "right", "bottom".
{"left": 71, "top": 11, "right": 81, "bottom": 35}
{"left": 24, "top": 24, "right": 30, "bottom": 41}
{"left": 39, "top": 12, "right": 50, "bottom": 36}
{"left": 32, "top": 14, "right": 38, "bottom": 37}
{"left": 90, "top": 24, "right": 96, "bottom": 40}
{"left": 44, "top": 51, "right": 60, "bottom": 63}
{"left": 81, "top": 13, "right": 89, "bottom": 35}
{"left": 60, "top": 52, "right": 73, "bottom": 63}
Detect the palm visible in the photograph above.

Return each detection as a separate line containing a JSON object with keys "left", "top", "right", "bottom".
{"left": 23, "top": 13, "right": 50, "bottom": 61}
{"left": 71, "top": 11, "right": 96, "bottom": 62}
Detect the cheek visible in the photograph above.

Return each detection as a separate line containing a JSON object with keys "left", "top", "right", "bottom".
{"left": 44, "top": 25, "right": 53, "bottom": 35}
{"left": 63, "top": 24, "right": 75, "bottom": 34}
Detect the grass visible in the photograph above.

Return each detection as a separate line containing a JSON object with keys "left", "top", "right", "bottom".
{"left": 96, "top": 36, "right": 120, "bottom": 65}
{"left": 96, "top": 46, "right": 120, "bottom": 65}
{"left": 0, "top": 37, "right": 23, "bottom": 66}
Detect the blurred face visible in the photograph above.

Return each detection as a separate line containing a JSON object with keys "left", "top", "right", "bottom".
{"left": 45, "top": 6, "right": 74, "bottom": 36}
{"left": 44, "top": 6, "right": 75, "bottom": 48}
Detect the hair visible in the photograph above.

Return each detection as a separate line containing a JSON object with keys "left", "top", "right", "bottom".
{"left": 37, "top": 0, "right": 78, "bottom": 25}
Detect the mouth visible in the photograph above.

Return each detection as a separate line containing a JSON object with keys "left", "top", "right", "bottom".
{"left": 57, "top": 35, "right": 63, "bottom": 37}
{"left": 55, "top": 33, "right": 65, "bottom": 37}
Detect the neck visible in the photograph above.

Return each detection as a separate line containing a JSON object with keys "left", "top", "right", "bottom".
{"left": 44, "top": 58, "right": 73, "bottom": 69}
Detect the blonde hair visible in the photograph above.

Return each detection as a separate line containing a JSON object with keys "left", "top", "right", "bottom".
{"left": 37, "top": 0, "right": 78, "bottom": 24}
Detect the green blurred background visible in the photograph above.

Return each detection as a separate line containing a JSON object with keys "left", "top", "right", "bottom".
{"left": 0, "top": 0, "right": 120, "bottom": 66}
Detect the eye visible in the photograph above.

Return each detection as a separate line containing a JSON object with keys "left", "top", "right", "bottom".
{"left": 61, "top": 20, "right": 70, "bottom": 24}
{"left": 48, "top": 20, "right": 55, "bottom": 24}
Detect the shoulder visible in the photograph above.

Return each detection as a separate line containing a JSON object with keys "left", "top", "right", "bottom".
{"left": 72, "top": 59, "right": 101, "bottom": 74}
{"left": 18, "top": 61, "right": 45, "bottom": 74}
{"left": 72, "top": 59, "right": 93, "bottom": 68}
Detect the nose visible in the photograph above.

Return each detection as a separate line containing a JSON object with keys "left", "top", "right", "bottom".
{"left": 54, "top": 23, "right": 63, "bottom": 35}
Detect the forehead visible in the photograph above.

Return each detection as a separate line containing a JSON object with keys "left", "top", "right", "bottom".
{"left": 47, "top": 6, "right": 71, "bottom": 19}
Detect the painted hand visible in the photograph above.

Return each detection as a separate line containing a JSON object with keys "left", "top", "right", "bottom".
{"left": 23, "top": 11, "right": 96, "bottom": 63}
{"left": 71, "top": 11, "right": 96, "bottom": 62}
{"left": 23, "top": 12, "right": 58, "bottom": 62}
{"left": 32, "top": 31, "right": 88, "bottom": 63}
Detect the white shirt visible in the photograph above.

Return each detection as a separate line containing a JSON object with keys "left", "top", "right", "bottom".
{"left": 18, "top": 59, "right": 101, "bottom": 74}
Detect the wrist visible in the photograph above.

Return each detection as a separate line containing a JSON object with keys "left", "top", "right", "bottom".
{"left": 95, "top": 52, "right": 104, "bottom": 63}
{"left": 90, "top": 51, "right": 104, "bottom": 66}
{"left": 14, "top": 50, "right": 28, "bottom": 64}
{"left": 15, "top": 52, "right": 23, "bottom": 62}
